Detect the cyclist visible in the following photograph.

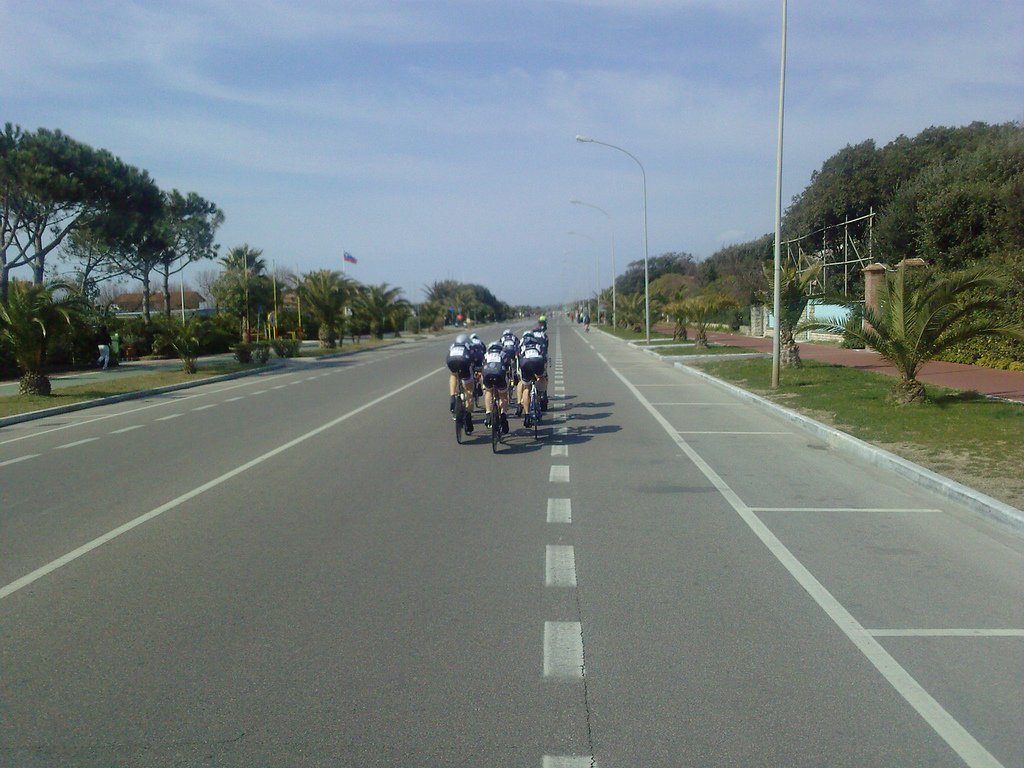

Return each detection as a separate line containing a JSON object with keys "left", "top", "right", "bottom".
{"left": 517, "top": 333, "right": 548, "bottom": 428}
{"left": 468, "top": 333, "right": 486, "bottom": 406}
{"left": 446, "top": 333, "right": 474, "bottom": 434}
{"left": 481, "top": 341, "right": 511, "bottom": 434}
{"left": 537, "top": 314, "right": 547, "bottom": 332}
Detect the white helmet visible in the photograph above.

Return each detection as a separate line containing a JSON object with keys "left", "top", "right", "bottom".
{"left": 456, "top": 333, "right": 469, "bottom": 344}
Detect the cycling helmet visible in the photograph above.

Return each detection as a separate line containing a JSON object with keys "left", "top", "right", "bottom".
{"left": 470, "top": 333, "right": 480, "bottom": 342}
{"left": 456, "top": 333, "right": 469, "bottom": 344}
{"left": 539, "top": 315, "right": 546, "bottom": 322}
{"left": 487, "top": 341, "right": 503, "bottom": 352}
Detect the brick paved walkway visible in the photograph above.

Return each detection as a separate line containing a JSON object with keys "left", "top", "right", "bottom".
{"left": 651, "top": 326, "right": 1024, "bottom": 404}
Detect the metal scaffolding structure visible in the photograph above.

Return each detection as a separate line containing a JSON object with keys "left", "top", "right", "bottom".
{"left": 783, "top": 210, "right": 876, "bottom": 297}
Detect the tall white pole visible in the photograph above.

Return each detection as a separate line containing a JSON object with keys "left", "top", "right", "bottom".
{"left": 571, "top": 199, "right": 616, "bottom": 329}
{"left": 772, "top": 0, "right": 788, "bottom": 389}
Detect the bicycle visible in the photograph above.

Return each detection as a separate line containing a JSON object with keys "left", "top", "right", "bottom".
{"left": 454, "top": 387, "right": 471, "bottom": 444}
{"left": 528, "top": 383, "right": 542, "bottom": 439}
{"left": 487, "top": 394, "right": 502, "bottom": 452}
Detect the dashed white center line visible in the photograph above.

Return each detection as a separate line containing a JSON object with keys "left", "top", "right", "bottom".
{"left": 543, "top": 757, "right": 596, "bottom": 768}
{"left": 193, "top": 404, "right": 217, "bottom": 411}
{"left": 55, "top": 438, "right": 100, "bottom": 450}
{"left": 547, "top": 498, "right": 572, "bottom": 524}
{"left": 543, "top": 621, "right": 584, "bottom": 678}
{"left": 551, "top": 445, "right": 568, "bottom": 457}
{"left": 250, "top": 390, "right": 267, "bottom": 395}
{"left": 545, "top": 545, "right": 577, "bottom": 587}
{"left": 155, "top": 413, "right": 182, "bottom": 422}
{"left": 273, "top": 384, "right": 288, "bottom": 390}
{"left": 0, "top": 454, "right": 38, "bottom": 468}
{"left": 110, "top": 425, "right": 144, "bottom": 434}
{"left": 224, "top": 396, "right": 244, "bottom": 402}
{"left": 549, "top": 465, "right": 570, "bottom": 483}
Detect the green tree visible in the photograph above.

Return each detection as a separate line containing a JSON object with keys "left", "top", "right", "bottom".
{"left": 211, "top": 245, "right": 272, "bottom": 339}
{"left": 0, "top": 124, "right": 162, "bottom": 298}
{"left": 355, "top": 283, "right": 409, "bottom": 339}
{"left": 0, "top": 281, "right": 85, "bottom": 395}
{"left": 761, "top": 258, "right": 823, "bottom": 368}
{"left": 295, "top": 270, "right": 354, "bottom": 348}
{"left": 671, "top": 292, "right": 738, "bottom": 348}
{"left": 818, "top": 263, "right": 1024, "bottom": 404}
{"left": 154, "top": 190, "right": 224, "bottom": 319}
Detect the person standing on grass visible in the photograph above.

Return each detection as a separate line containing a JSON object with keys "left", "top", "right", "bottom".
{"left": 96, "top": 325, "right": 112, "bottom": 370}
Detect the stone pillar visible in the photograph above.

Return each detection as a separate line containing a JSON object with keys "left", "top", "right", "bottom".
{"left": 863, "top": 263, "right": 888, "bottom": 316}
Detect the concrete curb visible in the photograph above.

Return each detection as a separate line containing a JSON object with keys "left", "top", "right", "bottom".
{"left": 0, "top": 363, "right": 286, "bottom": 429}
{"left": 597, "top": 328, "right": 1024, "bottom": 534}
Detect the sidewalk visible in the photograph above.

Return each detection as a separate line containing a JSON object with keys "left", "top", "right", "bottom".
{"left": 651, "top": 326, "right": 1024, "bottom": 404}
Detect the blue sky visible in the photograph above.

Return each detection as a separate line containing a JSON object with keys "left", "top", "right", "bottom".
{"left": 4, "top": 0, "right": 1022, "bottom": 306}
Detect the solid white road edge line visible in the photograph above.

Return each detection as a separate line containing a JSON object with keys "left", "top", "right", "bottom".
{"left": 597, "top": 351, "right": 1006, "bottom": 768}
{"left": 0, "top": 367, "right": 445, "bottom": 602}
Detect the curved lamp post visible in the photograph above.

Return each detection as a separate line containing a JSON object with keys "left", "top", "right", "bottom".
{"left": 567, "top": 230, "right": 600, "bottom": 321}
{"left": 575, "top": 135, "right": 650, "bottom": 343}
{"left": 570, "top": 198, "right": 616, "bottom": 329}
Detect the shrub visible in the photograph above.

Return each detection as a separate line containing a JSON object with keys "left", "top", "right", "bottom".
{"left": 252, "top": 342, "right": 271, "bottom": 364}
{"left": 271, "top": 338, "right": 300, "bottom": 358}
{"left": 233, "top": 342, "right": 252, "bottom": 363}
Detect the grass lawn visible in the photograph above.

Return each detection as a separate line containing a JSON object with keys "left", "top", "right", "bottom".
{"left": 0, "top": 363, "right": 253, "bottom": 418}
{"left": 688, "top": 357, "right": 1024, "bottom": 510}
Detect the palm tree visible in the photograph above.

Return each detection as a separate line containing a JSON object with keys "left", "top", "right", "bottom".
{"left": 673, "top": 292, "right": 738, "bottom": 348}
{"left": 356, "top": 283, "right": 410, "bottom": 339}
{"left": 762, "top": 258, "right": 823, "bottom": 367}
{"left": 616, "top": 292, "right": 646, "bottom": 333}
{"left": 295, "top": 270, "right": 354, "bottom": 349}
{"left": 0, "top": 281, "right": 85, "bottom": 395}
{"left": 818, "top": 262, "right": 1024, "bottom": 404}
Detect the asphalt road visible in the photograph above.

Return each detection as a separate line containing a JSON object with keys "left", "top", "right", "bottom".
{"left": 0, "top": 319, "right": 1020, "bottom": 767}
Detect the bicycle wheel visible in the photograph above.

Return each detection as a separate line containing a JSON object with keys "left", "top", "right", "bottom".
{"left": 455, "top": 394, "right": 465, "bottom": 444}
{"left": 531, "top": 389, "right": 541, "bottom": 439}
{"left": 491, "top": 405, "right": 501, "bottom": 452}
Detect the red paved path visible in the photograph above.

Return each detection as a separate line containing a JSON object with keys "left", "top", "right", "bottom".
{"left": 650, "top": 325, "right": 1024, "bottom": 404}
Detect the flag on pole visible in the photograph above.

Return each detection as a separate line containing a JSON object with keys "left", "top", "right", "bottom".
{"left": 343, "top": 252, "right": 358, "bottom": 264}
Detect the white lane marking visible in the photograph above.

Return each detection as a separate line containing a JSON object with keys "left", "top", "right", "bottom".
{"left": 155, "top": 413, "right": 182, "bottom": 421}
{"left": 250, "top": 390, "right": 267, "bottom": 395}
{"left": 678, "top": 430, "right": 792, "bottom": 435}
{"left": 0, "top": 372, "right": 292, "bottom": 448}
{"left": 555, "top": 426, "right": 569, "bottom": 436}
{"left": 272, "top": 384, "right": 288, "bottom": 390}
{"left": 599, "top": 352, "right": 1008, "bottom": 768}
{"left": 543, "top": 757, "right": 596, "bottom": 768}
{"left": 0, "top": 454, "right": 39, "bottom": 468}
{"left": 54, "top": 438, "right": 100, "bottom": 450}
{"left": 545, "top": 545, "right": 577, "bottom": 587}
{"left": 547, "top": 498, "right": 572, "bottom": 524}
{"left": 224, "top": 396, "right": 245, "bottom": 402}
{"left": 549, "top": 465, "right": 570, "bottom": 483}
{"left": 543, "top": 621, "right": 584, "bottom": 678}
{"left": 753, "top": 507, "right": 942, "bottom": 514}
{"left": 110, "top": 425, "right": 144, "bottom": 434}
{"left": 192, "top": 404, "right": 217, "bottom": 411}
{"left": 650, "top": 402, "right": 738, "bottom": 406}
{"left": 0, "top": 367, "right": 446, "bottom": 602}
{"left": 551, "top": 445, "right": 568, "bottom": 457}
{"left": 870, "top": 629, "right": 1024, "bottom": 637}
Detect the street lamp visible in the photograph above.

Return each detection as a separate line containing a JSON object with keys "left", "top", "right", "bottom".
{"left": 575, "top": 135, "right": 650, "bottom": 343}
{"left": 567, "top": 230, "right": 600, "bottom": 321}
{"left": 771, "top": 0, "right": 788, "bottom": 389}
{"left": 570, "top": 198, "right": 616, "bottom": 329}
